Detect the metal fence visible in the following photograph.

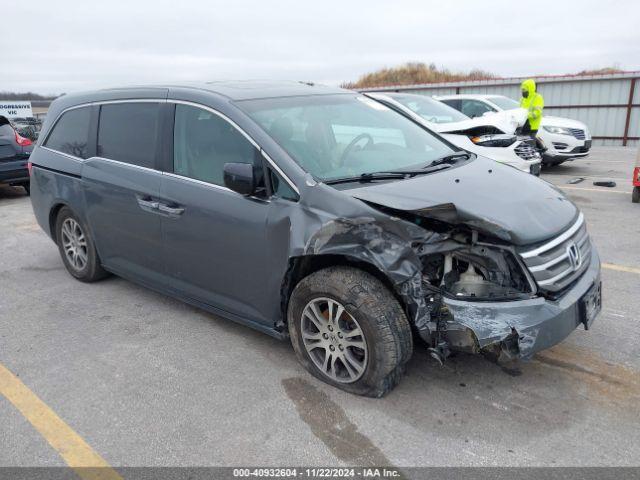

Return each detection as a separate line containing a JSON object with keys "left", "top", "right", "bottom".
{"left": 362, "top": 72, "right": 640, "bottom": 147}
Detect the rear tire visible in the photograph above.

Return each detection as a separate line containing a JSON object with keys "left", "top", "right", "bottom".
{"left": 55, "top": 207, "right": 109, "bottom": 282}
{"left": 633, "top": 186, "right": 640, "bottom": 204}
{"left": 22, "top": 183, "right": 30, "bottom": 195}
{"left": 288, "top": 266, "right": 413, "bottom": 397}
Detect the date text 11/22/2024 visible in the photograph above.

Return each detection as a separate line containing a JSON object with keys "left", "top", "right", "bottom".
{"left": 232, "top": 468, "right": 401, "bottom": 478}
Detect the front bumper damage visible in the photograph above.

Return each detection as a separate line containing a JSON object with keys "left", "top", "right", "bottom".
{"left": 441, "top": 248, "right": 601, "bottom": 361}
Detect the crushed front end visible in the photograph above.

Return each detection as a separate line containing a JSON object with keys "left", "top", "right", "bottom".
{"left": 412, "top": 212, "right": 602, "bottom": 363}
{"left": 303, "top": 162, "right": 602, "bottom": 365}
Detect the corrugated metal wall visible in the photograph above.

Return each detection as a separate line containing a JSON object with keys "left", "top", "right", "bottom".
{"left": 363, "top": 72, "right": 640, "bottom": 147}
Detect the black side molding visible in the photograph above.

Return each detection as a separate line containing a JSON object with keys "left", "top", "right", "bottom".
{"left": 31, "top": 163, "right": 82, "bottom": 179}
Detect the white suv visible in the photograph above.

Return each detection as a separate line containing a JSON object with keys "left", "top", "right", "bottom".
{"left": 436, "top": 94, "right": 592, "bottom": 166}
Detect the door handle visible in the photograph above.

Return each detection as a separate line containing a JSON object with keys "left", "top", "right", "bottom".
{"left": 158, "top": 203, "right": 185, "bottom": 216}
{"left": 136, "top": 196, "right": 159, "bottom": 210}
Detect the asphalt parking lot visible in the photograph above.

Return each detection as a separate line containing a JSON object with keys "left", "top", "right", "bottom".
{"left": 1, "top": 146, "right": 639, "bottom": 470}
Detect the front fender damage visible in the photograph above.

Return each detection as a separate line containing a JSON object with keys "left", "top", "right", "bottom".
{"left": 279, "top": 182, "right": 539, "bottom": 364}
{"left": 304, "top": 216, "right": 448, "bottom": 336}
{"left": 301, "top": 210, "right": 538, "bottom": 364}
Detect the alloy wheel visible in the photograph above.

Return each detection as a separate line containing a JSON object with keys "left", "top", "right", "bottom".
{"left": 301, "top": 297, "right": 368, "bottom": 383}
{"left": 60, "top": 217, "right": 88, "bottom": 271}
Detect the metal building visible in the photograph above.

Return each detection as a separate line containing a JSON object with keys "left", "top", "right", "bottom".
{"left": 362, "top": 71, "right": 639, "bottom": 147}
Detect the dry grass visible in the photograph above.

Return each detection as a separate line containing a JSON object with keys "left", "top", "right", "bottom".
{"left": 342, "top": 62, "right": 630, "bottom": 89}
{"left": 572, "top": 67, "right": 626, "bottom": 76}
{"left": 0, "top": 92, "right": 58, "bottom": 101}
{"left": 341, "top": 62, "right": 497, "bottom": 89}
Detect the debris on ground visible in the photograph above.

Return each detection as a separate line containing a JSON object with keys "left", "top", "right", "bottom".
{"left": 567, "top": 177, "right": 586, "bottom": 184}
{"left": 593, "top": 181, "right": 617, "bottom": 187}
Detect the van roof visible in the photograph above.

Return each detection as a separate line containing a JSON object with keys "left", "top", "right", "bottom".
{"left": 44, "top": 81, "right": 352, "bottom": 128}
{"left": 84, "top": 80, "right": 349, "bottom": 101}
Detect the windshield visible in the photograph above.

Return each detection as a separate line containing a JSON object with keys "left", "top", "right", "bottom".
{"left": 388, "top": 94, "right": 469, "bottom": 124}
{"left": 489, "top": 96, "right": 520, "bottom": 110}
{"left": 239, "top": 94, "right": 455, "bottom": 181}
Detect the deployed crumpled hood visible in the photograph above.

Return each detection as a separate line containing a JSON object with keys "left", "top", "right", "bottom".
{"left": 347, "top": 156, "right": 578, "bottom": 246}
{"left": 490, "top": 108, "right": 528, "bottom": 130}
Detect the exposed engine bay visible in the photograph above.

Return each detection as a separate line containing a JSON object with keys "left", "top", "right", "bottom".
{"left": 421, "top": 243, "right": 533, "bottom": 301}
{"left": 415, "top": 228, "right": 536, "bottom": 364}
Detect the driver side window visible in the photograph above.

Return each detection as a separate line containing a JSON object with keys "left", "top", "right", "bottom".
{"left": 173, "top": 104, "right": 262, "bottom": 187}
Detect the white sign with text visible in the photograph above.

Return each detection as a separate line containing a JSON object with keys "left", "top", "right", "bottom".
{"left": 0, "top": 101, "right": 33, "bottom": 118}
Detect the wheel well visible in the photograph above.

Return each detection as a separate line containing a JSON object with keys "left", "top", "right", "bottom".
{"left": 48, "top": 203, "right": 66, "bottom": 243}
{"left": 280, "top": 254, "right": 408, "bottom": 328}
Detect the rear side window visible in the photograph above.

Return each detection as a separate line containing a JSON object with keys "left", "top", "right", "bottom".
{"left": 44, "top": 107, "right": 91, "bottom": 159}
{"left": 98, "top": 103, "right": 160, "bottom": 168}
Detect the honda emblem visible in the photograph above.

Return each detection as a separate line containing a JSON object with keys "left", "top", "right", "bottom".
{"left": 567, "top": 242, "right": 582, "bottom": 271}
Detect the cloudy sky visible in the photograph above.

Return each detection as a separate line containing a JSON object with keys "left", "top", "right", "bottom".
{"left": 4, "top": 0, "right": 640, "bottom": 95}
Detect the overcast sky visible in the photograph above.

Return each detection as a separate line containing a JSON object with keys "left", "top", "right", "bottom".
{"left": 4, "top": 0, "right": 640, "bottom": 95}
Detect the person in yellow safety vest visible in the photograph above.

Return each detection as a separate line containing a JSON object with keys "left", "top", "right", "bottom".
{"left": 520, "top": 78, "right": 544, "bottom": 139}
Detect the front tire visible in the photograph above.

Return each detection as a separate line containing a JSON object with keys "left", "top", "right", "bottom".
{"left": 288, "top": 266, "right": 413, "bottom": 397}
{"left": 55, "top": 207, "right": 109, "bottom": 282}
{"left": 633, "top": 186, "right": 640, "bottom": 204}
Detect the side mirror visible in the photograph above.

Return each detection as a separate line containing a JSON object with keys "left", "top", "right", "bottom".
{"left": 224, "top": 162, "right": 256, "bottom": 196}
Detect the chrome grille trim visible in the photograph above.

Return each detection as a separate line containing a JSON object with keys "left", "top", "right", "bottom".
{"left": 519, "top": 213, "right": 591, "bottom": 292}
{"left": 529, "top": 250, "right": 569, "bottom": 272}
{"left": 537, "top": 246, "right": 591, "bottom": 287}
{"left": 520, "top": 213, "right": 584, "bottom": 259}
{"left": 529, "top": 231, "right": 589, "bottom": 273}
{"left": 569, "top": 128, "right": 586, "bottom": 140}
{"left": 537, "top": 245, "right": 591, "bottom": 286}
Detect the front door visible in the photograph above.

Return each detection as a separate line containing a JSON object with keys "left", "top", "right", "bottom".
{"left": 160, "top": 103, "right": 271, "bottom": 325}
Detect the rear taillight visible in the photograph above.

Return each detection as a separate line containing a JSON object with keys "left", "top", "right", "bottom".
{"left": 633, "top": 167, "right": 640, "bottom": 187}
{"left": 27, "top": 161, "right": 33, "bottom": 176}
{"left": 15, "top": 131, "right": 32, "bottom": 147}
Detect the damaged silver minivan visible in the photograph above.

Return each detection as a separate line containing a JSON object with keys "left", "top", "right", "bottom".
{"left": 29, "top": 81, "right": 601, "bottom": 397}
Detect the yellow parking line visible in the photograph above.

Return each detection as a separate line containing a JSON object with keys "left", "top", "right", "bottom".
{"left": 0, "top": 363, "right": 122, "bottom": 480}
{"left": 560, "top": 186, "right": 632, "bottom": 194}
{"left": 602, "top": 263, "right": 640, "bottom": 275}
